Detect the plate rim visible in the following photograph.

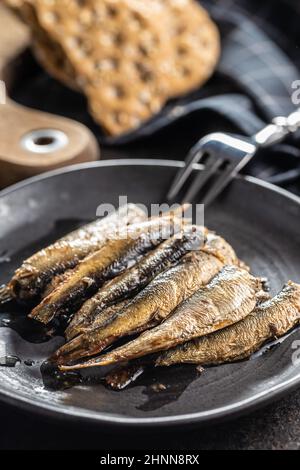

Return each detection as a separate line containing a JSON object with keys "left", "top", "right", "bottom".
{"left": 1, "top": 158, "right": 300, "bottom": 428}
{"left": 2, "top": 158, "right": 300, "bottom": 208}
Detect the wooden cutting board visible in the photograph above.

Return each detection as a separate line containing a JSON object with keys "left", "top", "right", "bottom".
{"left": 0, "top": 5, "right": 100, "bottom": 188}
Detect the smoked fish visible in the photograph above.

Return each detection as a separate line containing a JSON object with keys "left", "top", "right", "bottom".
{"left": 65, "top": 227, "right": 206, "bottom": 340}
{"left": 55, "top": 234, "right": 239, "bottom": 366}
{"left": 1, "top": 204, "right": 146, "bottom": 304}
{"left": 157, "top": 281, "right": 300, "bottom": 367}
{"left": 63, "top": 265, "right": 265, "bottom": 369}
{"left": 30, "top": 211, "right": 187, "bottom": 324}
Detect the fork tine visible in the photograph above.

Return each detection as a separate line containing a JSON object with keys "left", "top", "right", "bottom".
{"left": 200, "top": 164, "right": 240, "bottom": 206}
{"left": 167, "top": 142, "right": 206, "bottom": 201}
{"left": 201, "top": 152, "right": 256, "bottom": 206}
{"left": 181, "top": 156, "right": 223, "bottom": 203}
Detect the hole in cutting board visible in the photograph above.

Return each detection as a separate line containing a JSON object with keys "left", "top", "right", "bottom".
{"left": 20, "top": 129, "right": 69, "bottom": 154}
{"left": 33, "top": 136, "right": 55, "bottom": 146}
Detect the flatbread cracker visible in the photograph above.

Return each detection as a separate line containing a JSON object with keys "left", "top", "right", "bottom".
{"left": 163, "top": 0, "right": 220, "bottom": 97}
{"left": 30, "top": 0, "right": 173, "bottom": 135}
{"left": 3, "top": 0, "right": 77, "bottom": 87}
{"left": 5, "top": 0, "right": 220, "bottom": 135}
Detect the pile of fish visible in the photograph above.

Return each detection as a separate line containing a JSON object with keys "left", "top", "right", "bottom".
{"left": 1, "top": 203, "right": 300, "bottom": 390}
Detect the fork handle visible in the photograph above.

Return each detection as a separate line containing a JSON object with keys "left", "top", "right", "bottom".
{"left": 254, "top": 109, "right": 300, "bottom": 148}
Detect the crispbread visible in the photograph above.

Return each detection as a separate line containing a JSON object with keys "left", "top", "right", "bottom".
{"left": 163, "top": 0, "right": 220, "bottom": 97}
{"left": 30, "top": 0, "right": 174, "bottom": 135}
{"left": 3, "top": 0, "right": 77, "bottom": 88}
{"left": 5, "top": 0, "right": 220, "bottom": 135}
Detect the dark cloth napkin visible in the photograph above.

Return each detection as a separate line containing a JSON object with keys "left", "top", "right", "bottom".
{"left": 100, "top": 0, "right": 300, "bottom": 190}
{"left": 206, "top": 0, "right": 300, "bottom": 120}
{"left": 131, "top": 0, "right": 300, "bottom": 135}
{"left": 201, "top": 0, "right": 300, "bottom": 189}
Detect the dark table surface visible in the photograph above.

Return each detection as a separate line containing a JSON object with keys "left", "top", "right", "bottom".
{"left": 1, "top": 387, "right": 300, "bottom": 450}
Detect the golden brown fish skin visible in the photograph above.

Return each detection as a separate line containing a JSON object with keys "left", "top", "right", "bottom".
{"left": 66, "top": 227, "right": 239, "bottom": 340}
{"left": 89, "top": 299, "right": 130, "bottom": 330}
{"left": 55, "top": 232, "right": 241, "bottom": 365}
{"left": 51, "top": 300, "right": 131, "bottom": 364}
{"left": 55, "top": 249, "right": 227, "bottom": 367}
{"left": 4, "top": 204, "right": 147, "bottom": 304}
{"left": 68, "top": 265, "right": 264, "bottom": 369}
{"left": 41, "top": 270, "right": 73, "bottom": 299}
{"left": 157, "top": 281, "right": 300, "bottom": 367}
{"left": 30, "top": 212, "right": 187, "bottom": 324}
{"left": 65, "top": 227, "right": 206, "bottom": 340}
{"left": 201, "top": 232, "right": 239, "bottom": 266}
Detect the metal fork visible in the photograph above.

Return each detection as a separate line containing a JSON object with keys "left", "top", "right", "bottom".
{"left": 167, "top": 109, "right": 300, "bottom": 205}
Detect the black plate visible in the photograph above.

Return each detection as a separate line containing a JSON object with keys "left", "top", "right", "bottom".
{"left": 1, "top": 160, "right": 300, "bottom": 428}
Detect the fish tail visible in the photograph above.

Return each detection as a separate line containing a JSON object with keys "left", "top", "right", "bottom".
{"left": 58, "top": 342, "right": 115, "bottom": 371}
{"left": 59, "top": 345, "right": 125, "bottom": 371}
{"left": 59, "top": 359, "right": 103, "bottom": 371}
{"left": 53, "top": 334, "right": 113, "bottom": 366}
{"left": 29, "top": 301, "right": 55, "bottom": 324}
{"left": 51, "top": 335, "right": 89, "bottom": 365}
